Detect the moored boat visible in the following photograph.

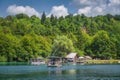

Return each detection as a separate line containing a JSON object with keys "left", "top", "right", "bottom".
{"left": 30, "top": 58, "right": 45, "bottom": 65}
{"left": 47, "top": 56, "right": 62, "bottom": 67}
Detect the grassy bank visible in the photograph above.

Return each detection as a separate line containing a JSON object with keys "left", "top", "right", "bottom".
{"left": 0, "top": 62, "right": 29, "bottom": 65}
{"left": 85, "top": 60, "right": 120, "bottom": 64}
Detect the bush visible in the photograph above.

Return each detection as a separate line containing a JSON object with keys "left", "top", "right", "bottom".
{"left": 0, "top": 56, "right": 7, "bottom": 62}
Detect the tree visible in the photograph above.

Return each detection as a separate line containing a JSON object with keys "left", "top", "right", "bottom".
{"left": 15, "top": 13, "right": 29, "bottom": 19}
{"left": 86, "top": 30, "right": 116, "bottom": 59}
{"left": 59, "top": 19, "right": 68, "bottom": 33}
{"left": 116, "top": 34, "right": 120, "bottom": 59}
{"left": 76, "top": 29, "right": 92, "bottom": 51}
{"left": 20, "top": 33, "right": 51, "bottom": 61}
{"left": 50, "top": 14, "right": 58, "bottom": 26}
{"left": 52, "top": 35, "right": 75, "bottom": 57}
{"left": 41, "top": 12, "right": 46, "bottom": 25}
{"left": 0, "top": 33, "right": 18, "bottom": 62}
{"left": 0, "top": 13, "right": 120, "bottom": 62}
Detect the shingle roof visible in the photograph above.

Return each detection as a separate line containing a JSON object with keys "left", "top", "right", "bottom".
{"left": 66, "top": 53, "right": 77, "bottom": 58}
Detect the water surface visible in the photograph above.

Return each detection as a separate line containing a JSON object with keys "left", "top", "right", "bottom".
{"left": 0, "top": 64, "right": 120, "bottom": 80}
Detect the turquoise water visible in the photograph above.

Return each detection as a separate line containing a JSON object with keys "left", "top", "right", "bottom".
{"left": 0, "top": 64, "right": 120, "bottom": 80}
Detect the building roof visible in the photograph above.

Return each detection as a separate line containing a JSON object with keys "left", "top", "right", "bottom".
{"left": 79, "top": 57, "right": 84, "bottom": 59}
{"left": 84, "top": 56, "right": 92, "bottom": 59}
{"left": 66, "top": 53, "right": 77, "bottom": 59}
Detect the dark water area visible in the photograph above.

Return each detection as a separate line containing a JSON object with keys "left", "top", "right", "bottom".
{"left": 0, "top": 64, "right": 120, "bottom": 80}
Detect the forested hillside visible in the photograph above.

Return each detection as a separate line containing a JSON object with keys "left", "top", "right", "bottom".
{"left": 0, "top": 13, "right": 120, "bottom": 62}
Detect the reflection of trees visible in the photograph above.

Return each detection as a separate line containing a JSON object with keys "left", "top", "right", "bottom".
{"left": 67, "top": 69, "right": 76, "bottom": 80}
{"left": 68, "top": 69, "right": 76, "bottom": 74}
{"left": 62, "top": 69, "right": 76, "bottom": 80}
{"left": 48, "top": 69, "right": 77, "bottom": 80}
{"left": 48, "top": 69, "right": 62, "bottom": 80}
{"left": 48, "top": 70, "right": 62, "bottom": 75}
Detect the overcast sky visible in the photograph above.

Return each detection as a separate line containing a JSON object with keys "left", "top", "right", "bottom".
{"left": 0, "top": 0, "right": 120, "bottom": 18}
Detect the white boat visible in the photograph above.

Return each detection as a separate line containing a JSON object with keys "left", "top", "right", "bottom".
{"left": 30, "top": 58, "right": 45, "bottom": 65}
{"left": 47, "top": 56, "right": 62, "bottom": 67}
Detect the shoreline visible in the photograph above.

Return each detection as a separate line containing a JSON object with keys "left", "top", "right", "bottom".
{"left": 0, "top": 60, "right": 120, "bottom": 65}
{"left": 85, "top": 60, "right": 120, "bottom": 64}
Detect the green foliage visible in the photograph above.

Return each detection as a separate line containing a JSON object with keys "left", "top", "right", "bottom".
{"left": 76, "top": 50, "right": 84, "bottom": 57}
{"left": 86, "top": 30, "right": 116, "bottom": 59}
{"left": 41, "top": 12, "right": 46, "bottom": 25}
{"left": 52, "top": 35, "right": 75, "bottom": 57}
{"left": 16, "top": 13, "right": 29, "bottom": 19}
{"left": 76, "top": 29, "right": 92, "bottom": 51}
{"left": 0, "top": 13, "right": 120, "bottom": 62}
{"left": 0, "top": 56, "right": 7, "bottom": 62}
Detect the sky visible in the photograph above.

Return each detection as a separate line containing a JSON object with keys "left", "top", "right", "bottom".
{"left": 0, "top": 0, "right": 120, "bottom": 18}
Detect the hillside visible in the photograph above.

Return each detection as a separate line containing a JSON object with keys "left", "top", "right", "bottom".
{"left": 0, "top": 13, "right": 120, "bottom": 62}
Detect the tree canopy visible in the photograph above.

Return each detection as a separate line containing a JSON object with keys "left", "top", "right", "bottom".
{"left": 0, "top": 13, "right": 120, "bottom": 62}
{"left": 51, "top": 35, "right": 75, "bottom": 57}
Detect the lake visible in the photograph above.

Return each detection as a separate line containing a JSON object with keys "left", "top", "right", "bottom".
{"left": 0, "top": 64, "right": 120, "bottom": 80}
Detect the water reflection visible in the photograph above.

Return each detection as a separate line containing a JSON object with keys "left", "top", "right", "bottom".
{"left": 48, "top": 69, "right": 62, "bottom": 75}
{"left": 0, "top": 64, "right": 120, "bottom": 80}
{"left": 68, "top": 69, "right": 76, "bottom": 74}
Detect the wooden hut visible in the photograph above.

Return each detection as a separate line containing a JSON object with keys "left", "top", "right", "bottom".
{"left": 77, "top": 57, "right": 85, "bottom": 63}
{"left": 84, "top": 56, "right": 92, "bottom": 60}
{"left": 65, "top": 53, "right": 77, "bottom": 63}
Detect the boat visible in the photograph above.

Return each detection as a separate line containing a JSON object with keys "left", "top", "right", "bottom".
{"left": 30, "top": 58, "right": 45, "bottom": 65}
{"left": 47, "top": 56, "right": 62, "bottom": 67}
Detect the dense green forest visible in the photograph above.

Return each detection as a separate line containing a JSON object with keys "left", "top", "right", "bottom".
{"left": 0, "top": 13, "right": 120, "bottom": 62}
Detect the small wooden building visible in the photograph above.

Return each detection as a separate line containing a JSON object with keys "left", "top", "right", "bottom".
{"left": 77, "top": 57, "right": 85, "bottom": 63}
{"left": 65, "top": 53, "right": 77, "bottom": 63}
{"left": 47, "top": 56, "right": 62, "bottom": 67}
{"left": 77, "top": 56, "right": 92, "bottom": 63}
{"left": 84, "top": 56, "right": 92, "bottom": 60}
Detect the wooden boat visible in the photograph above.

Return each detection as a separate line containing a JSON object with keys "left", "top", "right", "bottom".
{"left": 47, "top": 56, "right": 62, "bottom": 67}
{"left": 30, "top": 58, "right": 45, "bottom": 65}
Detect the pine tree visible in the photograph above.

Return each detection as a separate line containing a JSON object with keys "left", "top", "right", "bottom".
{"left": 41, "top": 12, "right": 46, "bottom": 25}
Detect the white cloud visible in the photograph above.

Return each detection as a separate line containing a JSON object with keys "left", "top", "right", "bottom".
{"left": 76, "top": 6, "right": 103, "bottom": 17}
{"left": 109, "top": 0, "right": 120, "bottom": 5}
{"left": 94, "top": 7, "right": 103, "bottom": 13}
{"left": 7, "top": 5, "right": 40, "bottom": 17}
{"left": 48, "top": 5, "right": 69, "bottom": 18}
{"left": 77, "top": 7, "right": 91, "bottom": 16}
{"left": 72, "top": 0, "right": 120, "bottom": 16}
{"left": 73, "top": 0, "right": 96, "bottom": 6}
